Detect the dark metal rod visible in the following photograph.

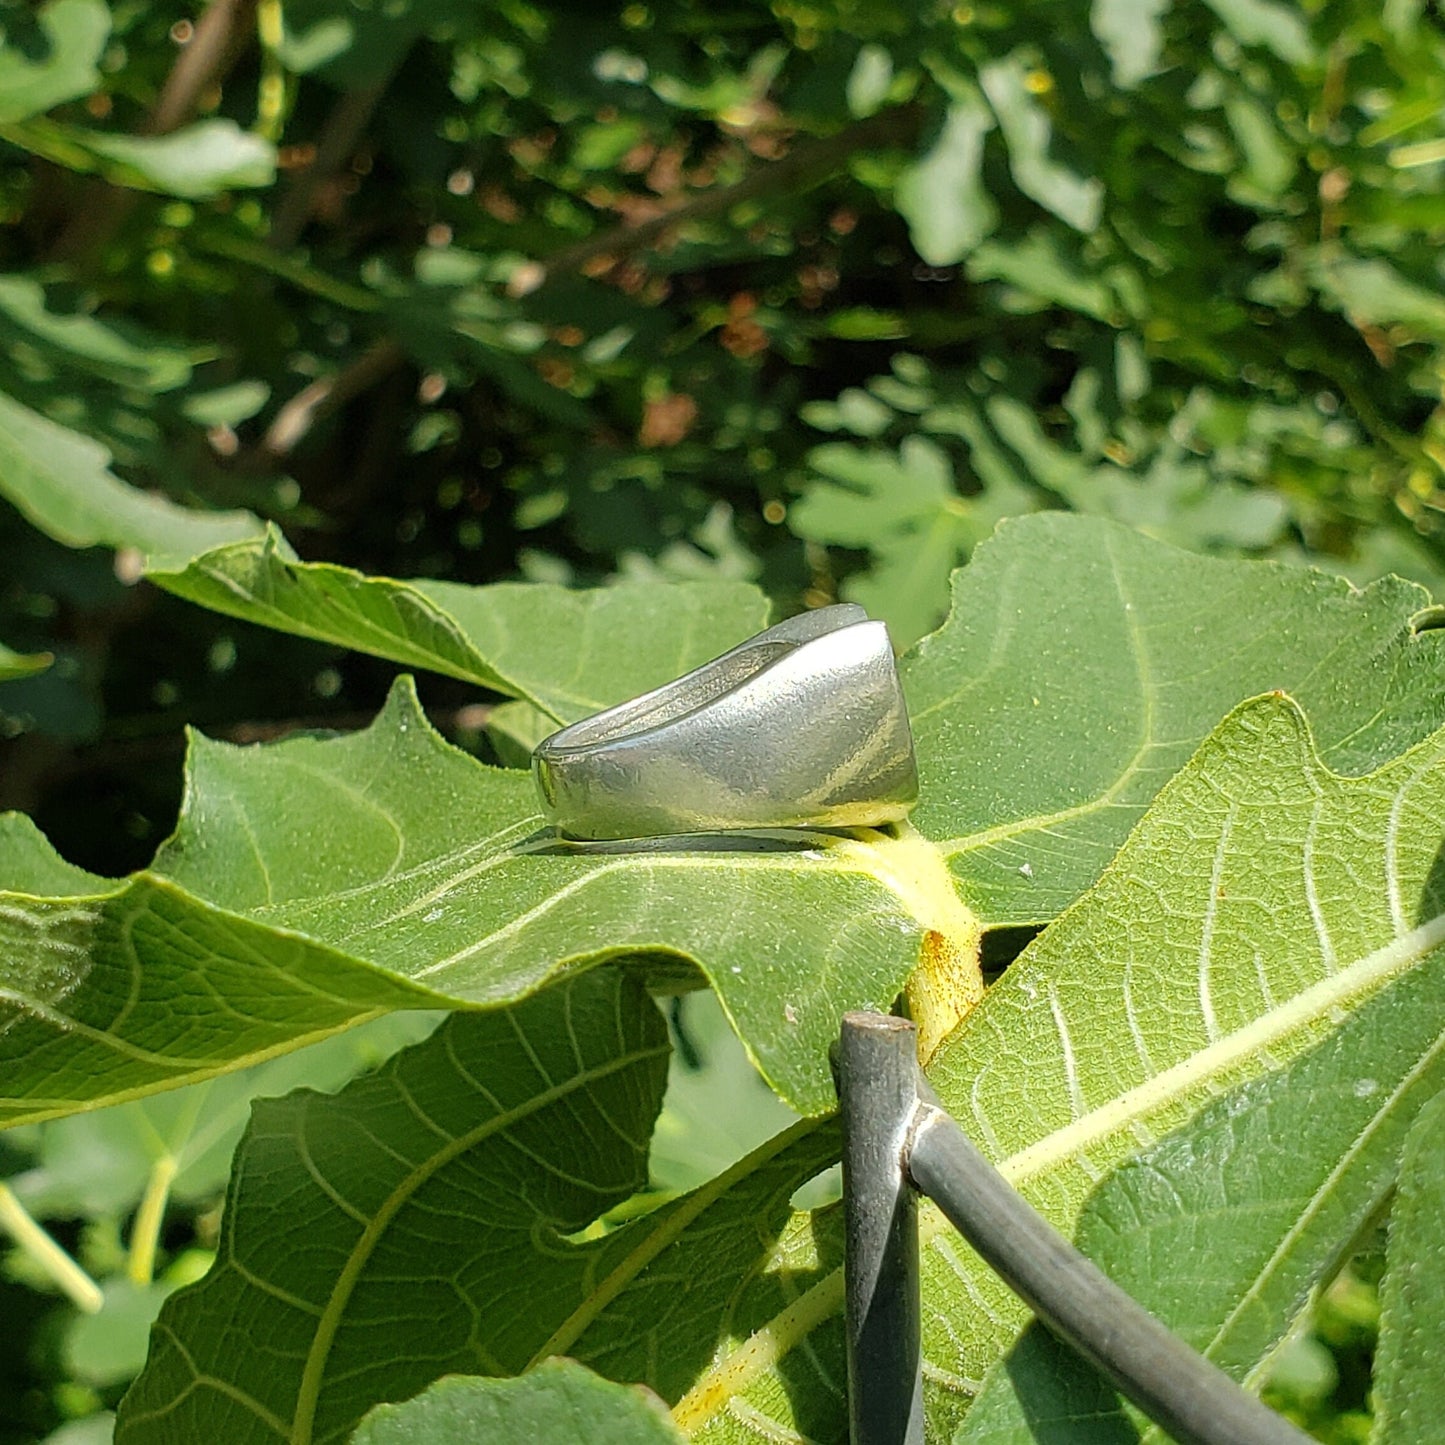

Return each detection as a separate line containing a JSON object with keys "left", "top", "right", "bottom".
{"left": 838, "top": 1012, "right": 924, "bottom": 1445}
{"left": 905, "top": 1099, "right": 1313, "bottom": 1445}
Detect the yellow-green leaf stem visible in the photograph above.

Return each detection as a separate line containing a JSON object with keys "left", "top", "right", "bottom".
{"left": 0, "top": 1181, "right": 103, "bottom": 1312}
{"left": 127, "top": 1154, "right": 178, "bottom": 1287}
{"left": 834, "top": 823, "right": 984, "bottom": 1058}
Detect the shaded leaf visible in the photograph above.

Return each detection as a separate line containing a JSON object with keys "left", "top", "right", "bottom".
{"left": 484, "top": 698, "right": 555, "bottom": 769}
{"left": 149, "top": 531, "right": 771, "bottom": 723}
{"left": 980, "top": 59, "right": 1103, "bottom": 233}
{"left": 0, "top": 0, "right": 108, "bottom": 123}
{"left": 11, "top": 1013, "right": 441, "bottom": 1219}
{"left": 1203, "top": 0, "right": 1312, "bottom": 64}
{"left": 66, "top": 1281, "right": 174, "bottom": 1389}
{"left": 103, "top": 118, "right": 274, "bottom": 197}
{"left": 1090, "top": 0, "right": 1170, "bottom": 87}
{"left": 1223, "top": 90, "right": 1294, "bottom": 202}
{"left": 1370, "top": 1088, "right": 1445, "bottom": 1445}
{"left": 650, "top": 991, "right": 798, "bottom": 1194}
{"left": 791, "top": 436, "right": 1028, "bottom": 646}
{"left": 0, "top": 390, "right": 263, "bottom": 566}
{"left": 0, "top": 642, "right": 52, "bottom": 681}
{"left": 351, "top": 1361, "right": 685, "bottom": 1445}
{"left": 3, "top": 118, "right": 276, "bottom": 197}
{"left": 1312, "top": 255, "right": 1445, "bottom": 342}
{"left": 0, "top": 276, "right": 198, "bottom": 392}
{"left": 967, "top": 230, "right": 1119, "bottom": 321}
{"left": 276, "top": 0, "right": 476, "bottom": 87}
{"left": 799, "top": 386, "right": 895, "bottom": 438}
{"left": 179, "top": 381, "right": 270, "bottom": 429}
{"left": 846, "top": 44, "right": 893, "bottom": 120}
{"left": 115, "top": 970, "right": 671, "bottom": 1444}
{"left": 977, "top": 392, "right": 1289, "bottom": 550}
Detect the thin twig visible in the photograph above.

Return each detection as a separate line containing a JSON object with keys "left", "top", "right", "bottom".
{"left": 259, "top": 337, "right": 407, "bottom": 459}
{"left": 268, "top": 76, "right": 394, "bottom": 252}
{"left": 49, "top": 0, "right": 258, "bottom": 261}
{"left": 150, "top": 0, "right": 260, "bottom": 137}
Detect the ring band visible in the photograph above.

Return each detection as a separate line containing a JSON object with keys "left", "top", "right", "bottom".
{"left": 531, "top": 604, "right": 918, "bottom": 840}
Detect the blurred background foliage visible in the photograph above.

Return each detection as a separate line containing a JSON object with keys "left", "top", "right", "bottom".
{"left": 1, "top": 0, "right": 1443, "bottom": 1438}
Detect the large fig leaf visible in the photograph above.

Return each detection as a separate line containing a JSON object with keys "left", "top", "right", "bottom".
{"left": 108, "top": 694, "right": 1445, "bottom": 1442}
{"left": 0, "top": 678, "right": 960, "bottom": 1121}
{"left": 6, "top": 517, "right": 1445, "bottom": 1127}
{"left": 653, "top": 696, "right": 1445, "bottom": 1440}
{"left": 147, "top": 530, "right": 771, "bottom": 723}
{"left": 956, "top": 949, "right": 1445, "bottom": 1442}
{"left": 116, "top": 957, "right": 835, "bottom": 1442}
{"left": 0, "top": 642, "right": 51, "bottom": 682}
{"left": 115, "top": 969, "right": 670, "bottom": 1444}
{"left": 907, "top": 513, "right": 1445, "bottom": 923}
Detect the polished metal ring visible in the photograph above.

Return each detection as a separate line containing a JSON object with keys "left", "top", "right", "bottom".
{"left": 531, "top": 603, "right": 918, "bottom": 840}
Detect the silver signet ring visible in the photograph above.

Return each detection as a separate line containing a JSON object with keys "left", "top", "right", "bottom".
{"left": 531, "top": 604, "right": 918, "bottom": 840}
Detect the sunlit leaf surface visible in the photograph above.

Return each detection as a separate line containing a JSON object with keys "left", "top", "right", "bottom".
{"left": 648, "top": 696, "right": 1445, "bottom": 1440}
{"left": 150, "top": 533, "right": 771, "bottom": 722}
{"left": 6, "top": 518, "right": 1445, "bottom": 1125}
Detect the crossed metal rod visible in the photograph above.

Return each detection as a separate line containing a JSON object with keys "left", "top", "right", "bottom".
{"left": 836, "top": 1012, "right": 1314, "bottom": 1445}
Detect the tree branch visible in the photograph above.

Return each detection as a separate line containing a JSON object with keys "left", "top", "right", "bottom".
{"left": 511, "top": 104, "right": 921, "bottom": 295}
{"left": 149, "top": 0, "right": 260, "bottom": 137}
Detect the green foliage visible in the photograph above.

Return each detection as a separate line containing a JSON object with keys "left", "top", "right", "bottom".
{"left": 957, "top": 942, "right": 1444, "bottom": 1441}
{"left": 115, "top": 969, "right": 669, "bottom": 1443}
{"left": 0, "top": 390, "right": 262, "bottom": 566}
{"left": 351, "top": 1361, "right": 685, "bottom": 1445}
{"left": 0, "top": 0, "right": 108, "bottom": 124}
{"left": 2, "top": 0, "right": 1445, "bottom": 1440}
{"left": 1370, "top": 1091, "right": 1445, "bottom": 1445}
{"left": 8, "top": 518, "right": 1444, "bottom": 1128}
{"left": 151, "top": 536, "right": 770, "bottom": 720}
{"left": 5, "top": 519, "right": 1445, "bottom": 1441}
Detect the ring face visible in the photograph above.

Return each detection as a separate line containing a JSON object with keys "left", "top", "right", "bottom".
{"left": 531, "top": 604, "right": 918, "bottom": 840}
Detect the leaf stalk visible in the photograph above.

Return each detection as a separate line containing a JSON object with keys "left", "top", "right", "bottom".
{"left": 129, "top": 1154, "right": 179, "bottom": 1286}
{"left": 0, "top": 1182, "right": 103, "bottom": 1313}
